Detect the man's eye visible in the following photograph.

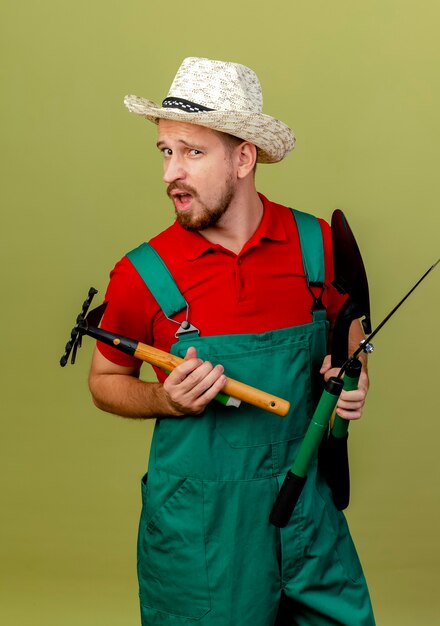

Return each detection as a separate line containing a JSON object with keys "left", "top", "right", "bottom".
{"left": 189, "top": 149, "right": 202, "bottom": 156}
{"left": 162, "top": 148, "right": 172, "bottom": 156}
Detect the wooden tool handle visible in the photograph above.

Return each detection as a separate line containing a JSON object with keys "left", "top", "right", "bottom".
{"left": 135, "top": 343, "right": 185, "bottom": 371}
{"left": 134, "top": 342, "right": 290, "bottom": 417}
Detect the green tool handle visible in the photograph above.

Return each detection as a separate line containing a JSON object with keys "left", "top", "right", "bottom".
{"left": 269, "top": 377, "right": 343, "bottom": 528}
{"left": 332, "top": 359, "right": 362, "bottom": 438}
{"left": 326, "top": 358, "right": 361, "bottom": 510}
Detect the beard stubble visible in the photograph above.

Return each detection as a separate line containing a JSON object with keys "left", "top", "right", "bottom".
{"left": 167, "top": 171, "right": 236, "bottom": 232}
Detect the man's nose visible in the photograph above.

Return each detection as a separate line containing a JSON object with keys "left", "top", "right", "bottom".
{"left": 163, "top": 156, "right": 186, "bottom": 184}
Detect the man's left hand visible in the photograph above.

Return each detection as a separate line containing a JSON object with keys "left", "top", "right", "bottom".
{"left": 320, "top": 355, "right": 369, "bottom": 421}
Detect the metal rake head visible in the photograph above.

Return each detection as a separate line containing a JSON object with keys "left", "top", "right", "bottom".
{"left": 60, "top": 288, "right": 98, "bottom": 366}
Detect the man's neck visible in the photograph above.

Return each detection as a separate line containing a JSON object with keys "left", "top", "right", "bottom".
{"left": 198, "top": 188, "right": 263, "bottom": 255}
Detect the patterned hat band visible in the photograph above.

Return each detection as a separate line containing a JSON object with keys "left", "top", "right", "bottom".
{"left": 162, "top": 97, "right": 214, "bottom": 113}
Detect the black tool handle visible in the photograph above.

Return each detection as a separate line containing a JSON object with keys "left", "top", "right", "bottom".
{"left": 269, "top": 471, "right": 307, "bottom": 528}
{"left": 324, "top": 433, "right": 350, "bottom": 510}
{"left": 325, "top": 358, "right": 361, "bottom": 510}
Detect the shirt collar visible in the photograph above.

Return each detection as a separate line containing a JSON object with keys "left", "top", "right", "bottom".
{"left": 173, "top": 192, "right": 288, "bottom": 261}
{"left": 246, "top": 193, "right": 287, "bottom": 246}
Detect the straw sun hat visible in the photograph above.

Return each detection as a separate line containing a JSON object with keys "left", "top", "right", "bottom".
{"left": 124, "top": 57, "right": 295, "bottom": 164}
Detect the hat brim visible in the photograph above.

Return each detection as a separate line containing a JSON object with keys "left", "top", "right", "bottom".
{"left": 124, "top": 95, "right": 295, "bottom": 164}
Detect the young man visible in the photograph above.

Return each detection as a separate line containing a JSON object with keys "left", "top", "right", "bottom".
{"left": 89, "top": 57, "right": 375, "bottom": 625}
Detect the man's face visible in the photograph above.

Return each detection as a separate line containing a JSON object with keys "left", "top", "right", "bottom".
{"left": 157, "top": 120, "right": 238, "bottom": 231}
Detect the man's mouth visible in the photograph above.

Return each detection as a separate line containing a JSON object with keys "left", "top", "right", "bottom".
{"left": 169, "top": 189, "right": 195, "bottom": 212}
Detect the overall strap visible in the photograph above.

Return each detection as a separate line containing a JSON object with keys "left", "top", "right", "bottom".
{"left": 126, "top": 212, "right": 327, "bottom": 324}
{"left": 290, "top": 208, "right": 327, "bottom": 322}
{"left": 126, "top": 243, "right": 187, "bottom": 318}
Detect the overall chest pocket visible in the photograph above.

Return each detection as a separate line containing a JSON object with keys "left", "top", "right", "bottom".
{"left": 213, "top": 340, "right": 313, "bottom": 448}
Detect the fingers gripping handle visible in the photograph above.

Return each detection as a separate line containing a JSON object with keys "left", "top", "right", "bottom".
{"left": 332, "top": 359, "right": 362, "bottom": 438}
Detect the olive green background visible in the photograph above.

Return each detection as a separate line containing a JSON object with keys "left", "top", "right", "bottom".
{"left": 1, "top": 1, "right": 439, "bottom": 624}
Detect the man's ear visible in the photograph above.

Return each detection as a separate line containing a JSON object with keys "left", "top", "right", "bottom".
{"left": 236, "top": 142, "right": 258, "bottom": 179}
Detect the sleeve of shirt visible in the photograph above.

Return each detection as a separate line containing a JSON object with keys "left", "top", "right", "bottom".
{"left": 318, "top": 218, "right": 348, "bottom": 326}
{"left": 96, "top": 256, "right": 156, "bottom": 368}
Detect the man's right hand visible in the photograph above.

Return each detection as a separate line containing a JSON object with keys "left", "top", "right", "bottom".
{"left": 163, "top": 346, "right": 227, "bottom": 416}
{"left": 88, "top": 345, "right": 226, "bottom": 420}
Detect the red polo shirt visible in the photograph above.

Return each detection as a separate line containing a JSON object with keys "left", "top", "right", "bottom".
{"left": 97, "top": 194, "right": 345, "bottom": 374}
